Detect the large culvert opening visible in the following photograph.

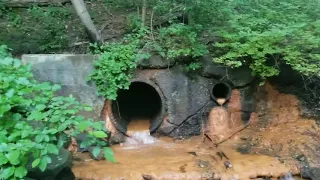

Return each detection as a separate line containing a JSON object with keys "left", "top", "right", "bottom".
{"left": 111, "top": 82, "right": 163, "bottom": 134}
{"left": 211, "top": 82, "right": 232, "bottom": 105}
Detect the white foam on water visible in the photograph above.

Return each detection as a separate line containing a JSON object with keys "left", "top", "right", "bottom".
{"left": 124, "top": 131, "right": 157, "bottom": 146}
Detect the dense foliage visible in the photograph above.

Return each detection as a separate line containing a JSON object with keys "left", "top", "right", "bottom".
{"left": 90, "top": 0, "right": 320, "bottom": 98}
{"left": 0, "top": 45, "right": 114, "bottom": 179}
{"left": 89, "top": 23, "right": 209, "bottom": 99}
{"left": 1, "top": 0, "right": 319, "bottom": 99}
{"left": 210, "top": 0, "right": 320, "bottom": 80}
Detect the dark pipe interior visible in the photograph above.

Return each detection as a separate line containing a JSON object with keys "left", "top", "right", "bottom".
{"left": 111, "top": 82, "right": 162, "bottom": 132}
{"left": 211, "top": 82, "right": 232, "bottom": 100}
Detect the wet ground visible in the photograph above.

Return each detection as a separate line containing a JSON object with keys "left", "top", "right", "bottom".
{"left": 73, "top": 135, "right": 305, "bottom": 179}
{"left": 72, "top": 120, "right": 315, "bottom": 179}
{"left": 72, "top": 83, "right": 320, "bottom": 180}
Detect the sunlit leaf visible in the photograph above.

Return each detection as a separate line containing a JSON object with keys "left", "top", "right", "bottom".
{"left": 32, "top": 158, "right": 41, "bottom": 168}
{"left": 0, "top": 153, "right": 8, "bottom": 165}
{"left": 39, "top": 156, "right": 48, "bottom": 172}
{"left": 58, "top": 124, "right": 67, "bottom": 131}
{"left": 52, "top": 84, "right": 61, "bottom": 91}
{"left": 6, "top": 150, "right": 20, "bottom": 165}
{"left": 5, "top": 89, "right": 15, "bottom": 98}
{"left": 92, "top": 147, "right": 101, "bottom": 158}
{"left": 103, "top": 147, "right": 116, "bottom": 163}
{"left": 47, "top": 144, "right": 59, "bottom": 155}
{"left": 92, "top": 131, "right": 108, "bottom": 138}
{"left": 14, "top": 166, "right": 28, "bottom": 178}
{"left": 36, "top": 104, "right": 46, "bottom": 111}
{"left": 3, "top": 166, "right": 15, "bottom": 179}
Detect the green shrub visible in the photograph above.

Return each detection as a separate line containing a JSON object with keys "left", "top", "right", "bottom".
{"left": 122, "top": 0, "right": 320, "bottom": 81}
{"left": 88, "top": 29, "right": 151, "bottom": 100}
{"left": 90, "top": 0, "right": 320, "bottom": 97}
{"left": 157, "top": 24, "right": 208, "bottom": 59}
{"left": 208, "top": 0, "right": 320, "bottom": 81}
{"left": 0, "top": 45, "right": 115, "bottom": 180}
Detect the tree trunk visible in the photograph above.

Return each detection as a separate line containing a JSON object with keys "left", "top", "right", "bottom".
{"left": 141, "top": 0, "right": 147, "bottom": 28}
{"left": 70, "top": 0, "right": 102, "bottom": 44}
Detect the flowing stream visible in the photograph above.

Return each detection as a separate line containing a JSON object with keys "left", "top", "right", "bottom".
{"left": 73, "top": 121, "right": 306, "bottom": 180}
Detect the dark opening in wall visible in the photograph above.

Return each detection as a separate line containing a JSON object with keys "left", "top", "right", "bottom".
{"left": 210, "top": 82, "right": 232, "bottom": 101}
{"left": 111, "top": 82, "right": 163, "bottom": 134}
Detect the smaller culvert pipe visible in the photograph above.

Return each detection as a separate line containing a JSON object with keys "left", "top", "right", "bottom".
{"left": 210, "top": 82, "right": 232, "bottom": 105}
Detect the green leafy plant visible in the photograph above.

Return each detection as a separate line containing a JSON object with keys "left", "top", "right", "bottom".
{"left": 0, "top": 2, "right": 7, "bottom": 18}
{"left": 90, "top": 0, "right": 320, "bottom": 96}
{"left": 0, "top": 45, "right": 115, "bottom": 179}
{"left": 0, "top": 5, "right": 22, "bottom": 28}
{"left": 156, "top": 24, "right": 208, "bottom": 59}
{"left": 125, "top": 0, "right": 320, "bottom": 81}
{"left": 88, "top": 23, "right": 208, "bottom": 99}
{"left": 209, "top": 0, "right": 320, "bottom": 81}
{"left": 126, "top": 14, "right": 143, "bottom": 31}
{"left": 88, "top": 29, "right": 151, "bottom": 100}
{"left": 185, "top": 62, "right": 201, "bottom": 72}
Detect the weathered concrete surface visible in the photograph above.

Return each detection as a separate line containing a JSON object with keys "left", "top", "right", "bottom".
{"left": 22, "top": 54, "right": 257, "bottom": 140}
{"left": 239, "top": 85, "right": 256, "bottom": 115}
{"left": 170, "top": 81, "right": 256, "bottom": 138}
{"left": 102, "top": 67, "right": 218, "bottom": 137}
{"left": 138, "top": 55, "right": 175, "bottom": 69}
{"left": 150, "top": 66, "right": 217, "bottom": 135}
{"left": 170, "top": 101, "right": 215, "bottom": 137}
{"left": 200, "top": 55, "right": 255, "bottom": 87}
{"left": 21, "top": 54, "right": 104, "bottom": 120}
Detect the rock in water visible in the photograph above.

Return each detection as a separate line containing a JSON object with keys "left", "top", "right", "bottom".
{"left": 282, "top": 173, "right": 294, "bottom": 180}
{"left": 26, "top": 148, "right": 74, "bottom": 180}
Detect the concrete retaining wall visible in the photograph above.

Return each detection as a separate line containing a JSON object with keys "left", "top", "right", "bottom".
{"left": 22, "top": 54, "right": 105, "bottom": 120}
{"left": 22, "top": 54, "right": 256, "bottom": 142}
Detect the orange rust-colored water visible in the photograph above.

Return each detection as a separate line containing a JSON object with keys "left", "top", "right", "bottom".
{"left": 216, "top": 98, "right": 226, "bottom": 106}
{"left": 126, "top": 118, "right": 151, "bottom": 135}
{"left": 72, "top": 82, "right": 317, "bottom": 179}
{"left": 72, "top": 135, "right": 301, "bottom": 179}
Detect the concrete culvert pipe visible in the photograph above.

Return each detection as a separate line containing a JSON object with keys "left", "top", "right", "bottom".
{"left": 210, "top": 82, "right": 232, "bottom": 105}
{"left": 111, "top": 81, "right": 165, "bottom": 135}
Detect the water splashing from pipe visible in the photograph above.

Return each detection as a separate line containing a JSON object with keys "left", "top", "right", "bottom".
{"left": 125, "top": 131, "right": 157, "bottom": 145}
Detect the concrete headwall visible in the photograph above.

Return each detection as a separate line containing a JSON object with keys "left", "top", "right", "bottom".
{"left": 22, "top": 54, "right": 105, "bottom": 120}
{"left": 22, "top": 54, "right": 256, "bottom": 142}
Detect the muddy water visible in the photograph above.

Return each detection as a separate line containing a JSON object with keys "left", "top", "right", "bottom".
{"left": 73, "top": 135, "right": 301, "bottom": 179}
{"left": 126, "top": 118, "right": 150, "bottom": 134}
{"left": 124, "top": 118, "right": 157, "bottom": 145}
